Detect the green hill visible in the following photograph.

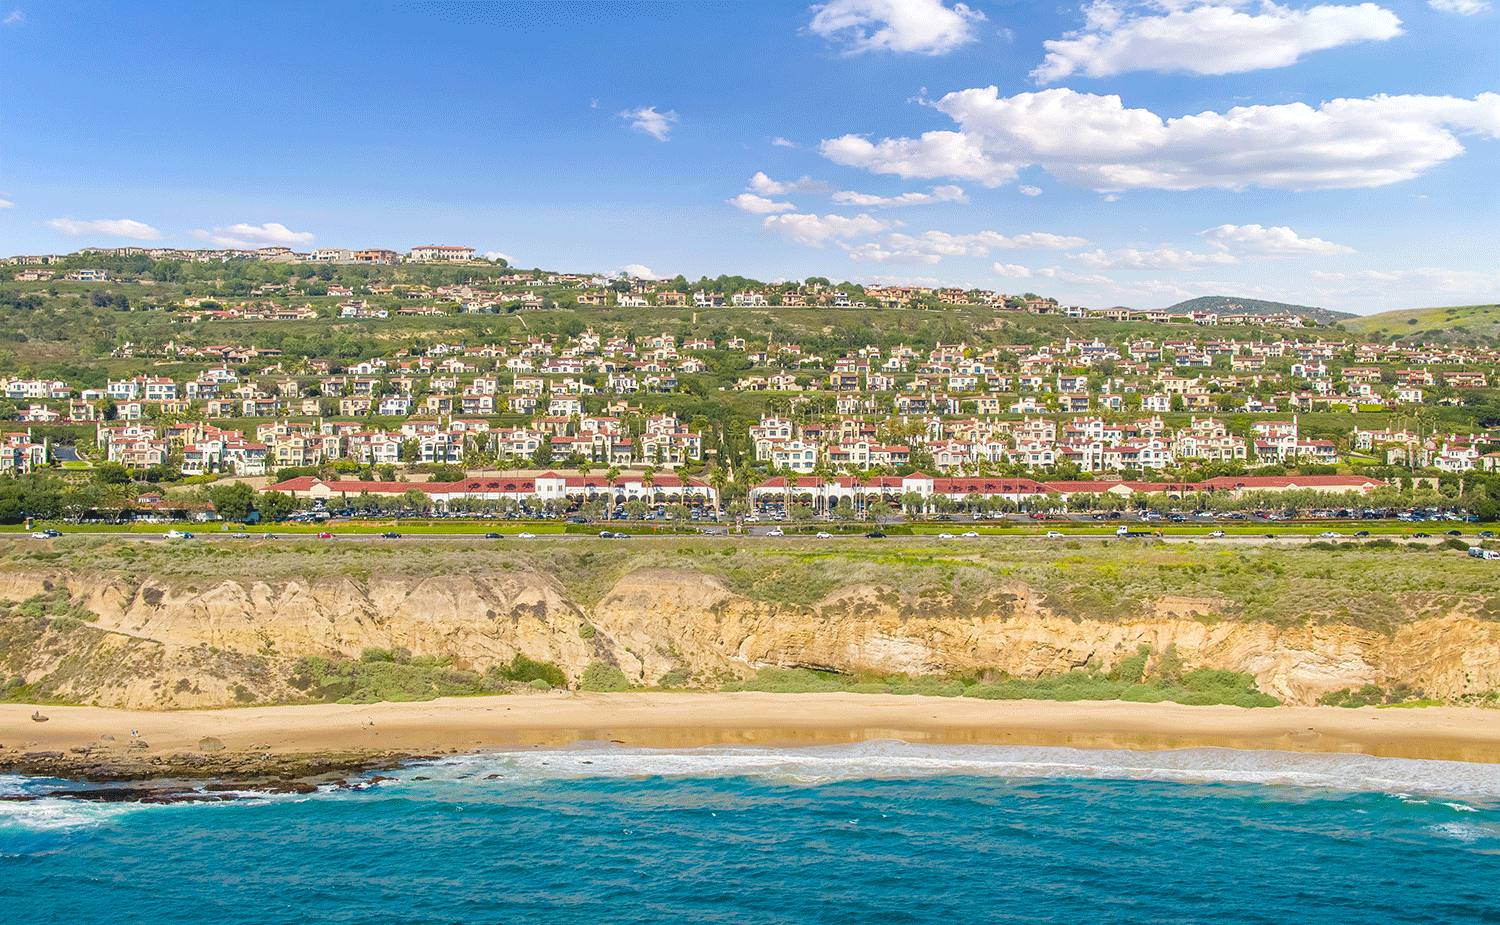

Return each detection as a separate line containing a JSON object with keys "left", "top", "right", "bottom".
{"left": 1343, "top": 304, "right": 1500, "bottom": 346}
{"left": 1163, "top": 296, "right": 1354, "bottom": 326}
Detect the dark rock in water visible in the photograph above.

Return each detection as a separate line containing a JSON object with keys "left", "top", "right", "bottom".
{"left": 262, "top": 780, "right": 318, "bottom": 794}
{"left": 485, "top": 773, "right": 502, "bottom": 779}
{"left": 412, "top": 776, "right": 430, "bottom": 781}
{"left": 198, "top": 736, "right": 226, "bottom": 752}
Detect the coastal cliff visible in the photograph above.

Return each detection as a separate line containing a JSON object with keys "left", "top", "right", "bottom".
{"left": 3, "top": 537, "right": 1499, "bottom": 709}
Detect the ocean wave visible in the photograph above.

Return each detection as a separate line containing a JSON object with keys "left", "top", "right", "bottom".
{"left": 393, "top": 740, "right": 1500, "bottom": 799}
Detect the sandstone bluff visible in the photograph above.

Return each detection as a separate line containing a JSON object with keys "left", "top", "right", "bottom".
{"left": 3, "top": 565, "right": 1498, "bottom": 709}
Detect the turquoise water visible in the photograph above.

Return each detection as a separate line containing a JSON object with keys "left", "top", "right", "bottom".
{"left": 5, "top": 741, "right": 1500, "bottom": 924}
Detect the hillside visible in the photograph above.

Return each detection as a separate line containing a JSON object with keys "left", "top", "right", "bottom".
{"left": 1343, "top": 303, "right": 1500, "bottom": 347}
{"left": 3, "top": 535, "right": 1499, "bottom": 709}
{"left": 1164, "top": 296, "right": 1354, "bottom": 325}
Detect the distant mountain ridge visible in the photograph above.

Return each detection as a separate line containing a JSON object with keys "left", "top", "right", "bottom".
{"left": 1163, "top": 296, "right": 1356, "bottom": 326}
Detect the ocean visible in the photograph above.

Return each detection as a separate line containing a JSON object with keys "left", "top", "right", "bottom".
{"left": 4, "top": 741, "right": 1500, "bottom": 924}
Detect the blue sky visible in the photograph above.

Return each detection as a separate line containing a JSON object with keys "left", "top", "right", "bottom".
{"left": 2, "top": 0, "right": 1496, "bottom": 313}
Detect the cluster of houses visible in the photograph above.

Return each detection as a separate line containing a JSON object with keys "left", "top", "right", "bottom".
{"left": 0, "top": 321, "right": 1494, "bottom": 494}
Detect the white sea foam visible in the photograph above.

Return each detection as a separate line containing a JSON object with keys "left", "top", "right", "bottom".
{"left": 397, "top": 740, "right": 1500, "bottom": 800}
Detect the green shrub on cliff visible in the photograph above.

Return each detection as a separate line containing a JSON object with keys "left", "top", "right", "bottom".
{"left": 580, "top": 662, "right": 632, "bottom": 692}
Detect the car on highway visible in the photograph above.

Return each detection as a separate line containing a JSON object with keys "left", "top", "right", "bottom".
{"left": 1446, "top": 530, "right": 1463, "bottom": 537}
{"left": 815, "top": 531, "right": 832, "bottom": 538}
{"left": 1354, "top": 530, "right": 1370, "bottom": 537}
{"left": 1209, "top": 530, "right": 1226, "bottom": 537}
{"left": 1413, "top": 532, "right": 1430, "bottom": 538}
{"left": 380, "top": 532, "right": 401, "bottom": 539}
{"left": 1045, "top": 531, "right": 1064, "bottom": 538}
{"left": 765, "top": 528, "right": 784, "bottom": 537}
{"left": 164, "top": 530, "right": 193, "bottom": 539}
{"left": 518, "top": 532, "right": 536, "bottom": 538}
{"left": 31, "top": 529, "right": 62, "bottom": 539}
{"left": 865, "top": 531, "right": 886, "bottom": 538}
{"left": 1319, "top": 531, "right": 1342, "bottom": 538}
{"left": 485, "top": 532, "right": 503, "bottom": 538}
{"left": 317, "top": 532, "right": 334, "bottom": 539}
{"left": 962, "top": 531, "right": 979, "bottom": 538}
{"left": 937, "top": 532, "right": 956, "bottom": 539}
{"left": 1480, "top": 530, "right": 1496, "bottom": 538}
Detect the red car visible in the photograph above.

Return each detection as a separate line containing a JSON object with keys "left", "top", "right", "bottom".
{"left": 317, "top": 532, "right": 333, "bottom": 538}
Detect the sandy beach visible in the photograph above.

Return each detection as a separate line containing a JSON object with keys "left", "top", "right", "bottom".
{"left": 6, "top": 693, "right": 1500, "bottom": 770}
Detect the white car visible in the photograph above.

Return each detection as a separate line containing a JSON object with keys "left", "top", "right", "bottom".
{"left": 937, "top": 532, "right": 956, "bottom": 539}
{"left": 518, "top": 532, "right": 536, "bottom": 538}
{"left": 1319, "top": 531, "right": 1342, "bottom": 538}
{"left": 164, "top": 529, "right": 193, "bottom": 539}
{"left": 962, "top": 531, "right": 979, "bottom": 538}
{"left": 765, "top": 528, "right": 785, "bottom": 536}
{"left": 1209, "top": 530, "right": 1227, "bottom": 538}
{"left": 815, "top": 531, "right": 832, "bottom": 538}
{"left": 1045, "top": 531, "right": 1064, "bottom": 538}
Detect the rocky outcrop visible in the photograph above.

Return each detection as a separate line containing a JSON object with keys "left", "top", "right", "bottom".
{"left": 2, "top": 567, "right": 1498, "bottom": 709}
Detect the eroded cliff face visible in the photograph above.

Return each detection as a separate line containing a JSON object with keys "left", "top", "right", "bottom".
{"left": 2, "top": 568, "right": 1498, "bottom": 709}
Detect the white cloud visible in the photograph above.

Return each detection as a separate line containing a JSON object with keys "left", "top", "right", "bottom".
{"left": 45, "top": 217, "right": 162, "bottom": 240}
{"left": 620, "top": 106, "right": 678, "bottom": 141}
{"left": 1034, "top": 1, "right": 1403, "bottom": 82}
{"left": 0, "top": 198, "right": 13, "bottom": 209}
{"left": 189, "top": 222, "right": 315, "bottom": 248}
{"left": 771, "top": 136, "right": 796, "bottom": 147}
{"left": 618, "top": 264, "right": 665, "bottom": 279}
{"left": 1201, "top": 223, "right": 1355, "bottom": 256}
{"left": 1019, "top": 184, "right": 1043, "bottom": 196}
{"left": 482, "top": 251, "right": 515, "bottom": 263}
{"left": 807, "top": 0, "right": 985, "bottom": 55}
{"left": 831, "top": 184, "right": 967, "bottom": 207}
{"left": 1070, "top": 246, "right": 1240, "bottom": 270}
{"left": 761, "top": 212, "right": 892, "bottom": 247}
{"left": 3, "top": 9, "right": 22, "bottom": 25}
{"left": 993, "top": 263, "right": 1034, "bottom": 278}
{"left": 729, "top": 192, "right": 798, "bottom": 214}
{"left": 821, "top": 87, "right": 1500, "bottom": 191}
{"left": 847, "top": 229, "right": 1089, "bottom": 263}
{"left": 821, "top": 130, "right": 1021, "bottom": 186}
{"left": 1429, "top": 0, "right": 1490, "bottom": 14}
{"left": 748, "top": 172, "right": 831, "bottom": 195}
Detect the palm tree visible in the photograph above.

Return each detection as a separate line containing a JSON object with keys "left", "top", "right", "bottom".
{"left": 707, "top": 464, "right": 728, "bottom": 519}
